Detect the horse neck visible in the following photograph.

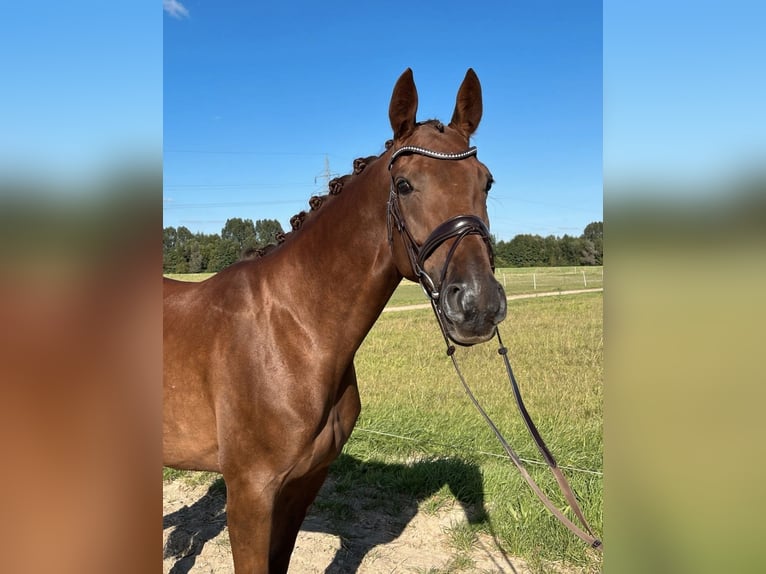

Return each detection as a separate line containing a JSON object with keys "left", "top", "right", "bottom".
{"left": 265, "top": 155, "right": 401, "bottom": 353}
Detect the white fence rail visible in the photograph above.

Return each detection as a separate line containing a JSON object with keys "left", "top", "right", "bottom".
{"left": 496, "top": 266, "right": 604, "bottom": 293}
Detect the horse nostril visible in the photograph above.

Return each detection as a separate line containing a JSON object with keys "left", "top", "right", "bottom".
{"left": 443, "top": 283, "right": 465, "bottom": 320}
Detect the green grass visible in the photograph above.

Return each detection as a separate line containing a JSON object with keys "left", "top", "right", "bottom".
{"left": 163, "top": 269, "right": 603, "bottom": 571}
{"left": 164, "top": 272, "right": 215, "bottom": 282}
{"left": 346, "top": 292, "right": 603, "bottom": 571}
{"left": 163, "top": 467, "right": 222, "bottom": 489}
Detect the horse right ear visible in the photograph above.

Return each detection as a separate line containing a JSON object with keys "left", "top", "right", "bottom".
{"left": 449, "top": 68, "right": 482, "bottom": 139}
{"left": 389, "top": 68, "right": 418, "bottom": 140}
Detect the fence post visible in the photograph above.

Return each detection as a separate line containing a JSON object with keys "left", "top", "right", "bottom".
{"left": 533, "top": 273, "right": 537, "bottom": 290}
{"left": 582, "top": 270, "right": 587, "bottom": 287}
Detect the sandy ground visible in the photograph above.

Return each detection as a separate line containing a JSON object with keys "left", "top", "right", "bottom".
{"left": 162, "top": 472, "right": 596, "bottom": 574}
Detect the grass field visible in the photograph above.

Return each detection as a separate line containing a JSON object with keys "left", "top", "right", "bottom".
{"left": 163, "top": 269, "right": 603, "bottom": 571}
{"left": 346, "top": 292, "right": 603, "bottom": 571}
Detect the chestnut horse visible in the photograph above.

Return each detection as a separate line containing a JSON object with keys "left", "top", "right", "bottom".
{"left": 163, "top": 68, "right": 507, "bottom": 573}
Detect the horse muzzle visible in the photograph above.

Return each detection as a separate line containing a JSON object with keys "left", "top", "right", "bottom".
{"left": 440, "top": 274, "right": 507, "bottom": 345}
{"left": 404, "top": 214, "right": 506, "bottom": 346}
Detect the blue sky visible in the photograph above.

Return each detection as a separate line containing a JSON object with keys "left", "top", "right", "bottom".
{"left": 2, "top": 2, "right": 761, "bottom": 221}
{"left": 1, "top": 3, "right": 161, "bottom": 182}
{"left": 163, "top": 1, "right": 603, "bottom": 241}
{"left": 604, "top": 1, "right": 766, "bottom": 192}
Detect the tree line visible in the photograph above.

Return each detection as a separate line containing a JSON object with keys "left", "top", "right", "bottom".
{"left": 492, "top": 221, "right": 603, "bottom": 268}
{"left": 163, "top": 218, "right": 284, "bottom": 273}
{"left": 163, "top": 218, "right": 602, "bottom": 274}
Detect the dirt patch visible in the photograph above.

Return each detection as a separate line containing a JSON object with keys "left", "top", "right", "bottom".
{"left": 163, "top": 474, "right": 579, "bottom": 573}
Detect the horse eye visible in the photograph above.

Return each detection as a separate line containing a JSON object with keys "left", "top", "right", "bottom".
{"left": 396, "top": 178, "right": 413, "bottom": 195}
{"left": 485, "top": 176, "right": 494, "bottom": 193}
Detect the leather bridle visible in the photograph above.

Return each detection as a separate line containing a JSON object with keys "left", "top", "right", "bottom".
{"left": 386, "top": 144, "right": 603, "bottom": 551}
{"left": 387, "top": 145, "right": 494, "bottom": 301}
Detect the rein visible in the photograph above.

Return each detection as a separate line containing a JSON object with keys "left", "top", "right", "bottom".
{"left": 387, "top": 144, "right": 603, "bottom": 551}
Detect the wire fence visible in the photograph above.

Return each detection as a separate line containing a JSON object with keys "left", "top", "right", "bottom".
{"left": 495, "top": 266, "right": 604, "bottom": 295}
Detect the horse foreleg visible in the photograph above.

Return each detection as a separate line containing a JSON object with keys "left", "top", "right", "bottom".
{"left": 268, "top": 467, "right": 330, "bottom": 573}
{"left": 224, "top": 472, "right": 278, "bottom": 574}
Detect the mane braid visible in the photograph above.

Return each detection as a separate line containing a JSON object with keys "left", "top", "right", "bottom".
{"left": 309, "top": 195, "right": 325, "bottom": 211}
{"left": 290, "top": 211, "right": 307, "bottom": 231}
{"left": 238, "top": 146, "right": 387, "bottom": 261}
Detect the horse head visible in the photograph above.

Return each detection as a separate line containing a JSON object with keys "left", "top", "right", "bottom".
{"left": 387, "top": 68, "right": 507, "bottom": 345}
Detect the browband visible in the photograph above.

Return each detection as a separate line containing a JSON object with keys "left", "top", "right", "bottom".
{"left": 388, "top": 145, "right": 477, "bottom": 170}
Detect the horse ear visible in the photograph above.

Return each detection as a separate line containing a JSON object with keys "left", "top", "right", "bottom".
{"left": 449, "top": 68, "right": 483, "bottom": 138}
{"left": 389, "top": 68, "right": 418, "bottom": 140}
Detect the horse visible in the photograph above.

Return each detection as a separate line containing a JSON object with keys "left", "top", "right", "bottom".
{"left": 163, "top": 68, "right": 507, "bottom": 573}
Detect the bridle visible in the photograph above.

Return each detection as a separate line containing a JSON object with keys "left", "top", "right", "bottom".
{"left": 387, "top": 145, "right": 494, "bottom": 303}
{"left": 387, "top": 144, "right": 603, "bottom": 551}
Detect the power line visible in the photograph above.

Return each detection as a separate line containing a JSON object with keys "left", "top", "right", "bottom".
{"left": 164, "top": 149, "right": 330, "bottom": 156}
{"left": 163, "top": 199, "right": 305, "bottom": 210}
{"left": 164, "top": 182, "right": 315, "bottom": 190}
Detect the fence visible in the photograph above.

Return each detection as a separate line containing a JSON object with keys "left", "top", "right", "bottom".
{"left": 495, "top": 266, "right": 603, "bottom": 296}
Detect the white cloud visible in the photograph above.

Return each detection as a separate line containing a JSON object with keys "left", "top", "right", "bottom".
{"left": 163, "top": 0, "right": 189, "bottom": 19}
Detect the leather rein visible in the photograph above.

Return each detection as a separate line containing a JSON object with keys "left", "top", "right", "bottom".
{"left": 387, "top": 145, "right": 603, "bottom": 550}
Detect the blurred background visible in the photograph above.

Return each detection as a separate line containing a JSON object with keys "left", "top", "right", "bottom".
{"left": 604, "top": 2, "right": 765, "bottom": 573}
{"left": 0, "top": 3, "right": 161, "bottom": 573}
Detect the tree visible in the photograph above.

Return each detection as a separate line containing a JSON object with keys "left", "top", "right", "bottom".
{"left": 579, "top": 239, "right": 598, "bottom": 265}
{"left": 196, "top": 232, "right": 219, "bottom": 272}
{"left": 492, "top": 236, "right": 512, "bottom": 268}
{"left": 543, "top": 235, "right": 562, "bottom": 266}
{"left": 558, "top": 234, "right": 582, "bottom": 265}
{"left": 505, "top": 234, "right": 546, "bottom": 267}
{"left": 163, "top": 227, "right": 179, "bottom": 273}
{"left": 176, "top": 225, "right": 193, "bottom": 245}
{"left": 221, "top": 218, "right": 257, "bottom": 252}
{"left": 166, "top": 226, "right": 194, "bottom": 273}
{"left": 254, "top": 219, "right": 284, "bottom": 248}
{"left": 163, "top": 226, "right": 225, "bottom": 273}
{"left": 208, "top": 238, "right": 240, "bottom": 272}
{"left": 482, "top": 221, "right": 604, "bottom": 269}
{"left": 581, "top": 221, "right": 603, "bottom": 265}
{"left": 163, "top": 226, "right": 177, "bottom": 252}
{"left": 188, "top": 239, "right": 204, "bottom": 273}
{"left": 583, "top": 221, "right": 603, "bottom": 243}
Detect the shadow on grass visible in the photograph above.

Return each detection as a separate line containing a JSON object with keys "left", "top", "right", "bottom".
{"left": 163, "top": 453, "right": 519, "bottom": 573}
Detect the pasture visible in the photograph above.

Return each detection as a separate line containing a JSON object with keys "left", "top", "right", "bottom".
{"left": 163, "top": 271, "right": 603, "bottom": 572}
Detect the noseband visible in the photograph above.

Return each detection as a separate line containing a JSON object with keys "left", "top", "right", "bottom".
{"left": 386, "top": 145, "right": 494, "bottom": 301}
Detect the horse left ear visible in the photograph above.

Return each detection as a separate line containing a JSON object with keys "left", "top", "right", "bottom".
{"left": 449, "top": 68, "right": 483, "bottom": 139}
{"left": 389, "top": 68, "right": 419, "bottom": 140}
